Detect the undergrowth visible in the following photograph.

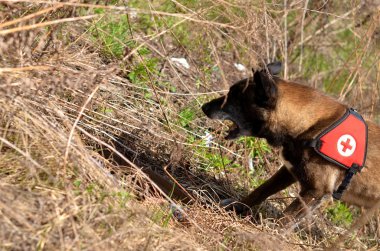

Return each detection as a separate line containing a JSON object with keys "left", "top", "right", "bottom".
{"left": 0, "top": 0, "right": 379, "bottom": 250}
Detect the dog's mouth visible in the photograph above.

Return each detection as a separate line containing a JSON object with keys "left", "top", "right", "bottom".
{"left": 204, "top": 110, "right": 250, "bottom": 140}
{"left": 224, "top": 119, "right": 240, "bottom": 140}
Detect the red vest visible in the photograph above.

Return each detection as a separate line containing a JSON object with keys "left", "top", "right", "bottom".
{"left": 312, "top": 108, "right": 368, "bottom": 169}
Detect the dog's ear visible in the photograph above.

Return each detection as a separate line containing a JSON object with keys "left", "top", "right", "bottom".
{"left": 253, "top": 70, "right": 277, "bottom": 108}
{"left": 267, "top": 62, "right": 282, "bottom": 76}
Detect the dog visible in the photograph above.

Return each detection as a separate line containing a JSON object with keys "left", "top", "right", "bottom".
{"left": 201, "top": 62, "right": 380, "bottom": 222}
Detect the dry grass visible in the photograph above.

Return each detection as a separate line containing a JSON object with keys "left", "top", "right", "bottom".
{"left": 0, "top": 1, "right": 379, "bottom": 250}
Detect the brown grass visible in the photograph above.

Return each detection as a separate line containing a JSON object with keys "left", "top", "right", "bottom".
{"left": 0, "top": 0, "right": 379, "bottom": 250}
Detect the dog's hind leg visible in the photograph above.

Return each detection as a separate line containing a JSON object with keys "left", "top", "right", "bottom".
{"left": 280, "top": 162, "right": 339, "bottom": 224}
{"left": 281, "top": 188, "right": 329, "bottom": 225}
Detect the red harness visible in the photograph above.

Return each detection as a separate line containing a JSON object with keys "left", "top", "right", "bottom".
{"left": 306, "top": 108, "right": 368, "bottom": 199}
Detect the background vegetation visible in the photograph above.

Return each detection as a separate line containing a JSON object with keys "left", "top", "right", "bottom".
{"left": 0, "top": 0, "right": 379, "bottom": 250}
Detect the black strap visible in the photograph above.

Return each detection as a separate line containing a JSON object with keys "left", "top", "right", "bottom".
{"left": 332, "top": 164, "right": 362, "bottom": 200}
{"left": 303, "top": 139, "right": 322, "bottom": 149}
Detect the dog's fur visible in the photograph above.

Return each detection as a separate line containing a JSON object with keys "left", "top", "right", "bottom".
{"left": 202, "top": 65, "right": 380, "bottom": 219}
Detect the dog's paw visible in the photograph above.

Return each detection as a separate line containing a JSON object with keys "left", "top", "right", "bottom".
{"left": 220, "top": 198, "right": 250, "bottom": 216}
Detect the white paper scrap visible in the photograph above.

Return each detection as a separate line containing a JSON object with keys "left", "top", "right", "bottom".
{"left": 170, "top": 57, "right": 190, "bottom": 69}
{"left": 234, "top": 63, "right": 246, "bottom": 71}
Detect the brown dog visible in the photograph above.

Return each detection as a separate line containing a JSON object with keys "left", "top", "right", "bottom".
{"left": 202, "top": 63, "right": 380, "bottom": 221}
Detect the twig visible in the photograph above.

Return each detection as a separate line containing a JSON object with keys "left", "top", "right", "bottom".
{"left": 298, "top": 0, "right": 309, "bottom": 73}
{"left": 163, "top": 164, "right": 196, "bottom": 202}
{"left": 62, "top": 84, "right": 100, "bottom": 175}
{"left": 264, "top": 3, "right": 270, "bottom": 63}
{"left": 0, "top": 66, "right": 52, "bottom": 73}
{"left": 0, "top": 1, "right": 240, "bottom": 29}
{"left": 296, "top": 5, "right": 361, "bottom": 47}
{"left": 110, "top": 80, "right": 228, "bottom": 95}
{"left": 0, "top": 136, "right": 44, "bottom": 170}
{"left": 283, "top": 0, "right": 288, "bottom": 79}
{"left": 0, "top": 15, "right": 98, "bottom": 35}
{"left": 0, "top": 4, "right": 63, "bottom": 29}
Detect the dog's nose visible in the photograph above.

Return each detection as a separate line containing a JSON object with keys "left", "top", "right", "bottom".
{"left": 201, "top": 102, "right": 211, "bottom": 116}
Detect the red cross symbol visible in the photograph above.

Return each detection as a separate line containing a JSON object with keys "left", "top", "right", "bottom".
{"left": 340, "top": 138, "right": 353, "bottom": 152}
{"left": 337, "top": 134, "right": 356, "bottom": 157}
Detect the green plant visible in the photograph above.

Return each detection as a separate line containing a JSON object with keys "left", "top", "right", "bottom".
{"left": 90, "top": 14, "right": 132, "bottom": 58}
{"left": 186, "top": 132, "right": 240, "bottom": 172}
{"left": 115, "top": 190, "right": 132, "bottom": 208}
{"left": 203, "top": 151, "right": 233, "bottom": 170}
{"left": 127, "top": 57, "right": 159, "bottom": 85}
{"left": 238, "top": 137, "right": 271, "bottom": 160}
{"left": 178, "top": 107, "right": 196, "bottom": 128}
{"left": 327, "top": 201, "right": 353, "bottom": 227}
{"left": 151, "top": 208, "right": 172, "bottom": 228}
{"left": 99, "top": 106, "right": 114, "bottom": 115}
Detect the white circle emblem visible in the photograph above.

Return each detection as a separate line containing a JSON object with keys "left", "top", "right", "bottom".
{"left": 337, "top": 134, "right": 356, "bottom": 157}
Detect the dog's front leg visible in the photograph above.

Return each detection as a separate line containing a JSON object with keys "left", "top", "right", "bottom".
{"left": 240, "top": 165, "right": 297, "bottom": 206}
{"left": 221, "top": 165, "right": 297, "bottom": 214}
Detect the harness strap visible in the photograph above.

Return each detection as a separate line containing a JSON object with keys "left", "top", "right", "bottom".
{"left": 332, "top": 164, "right": 362, "bottom": 200}
{"left": 303, "top": 139, "right": 321, "bottom": 149}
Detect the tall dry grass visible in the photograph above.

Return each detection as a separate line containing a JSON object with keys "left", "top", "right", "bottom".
{"left": 0, "top": 1, "right": 379, "bottom": 250}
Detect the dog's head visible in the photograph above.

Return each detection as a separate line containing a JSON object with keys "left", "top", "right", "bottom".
{"left": 202, "top": 63, "right": 281, "bottom": 141}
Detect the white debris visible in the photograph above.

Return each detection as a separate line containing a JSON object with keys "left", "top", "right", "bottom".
{"left": 129, "top": 10, "right": 138, "bottom": 19}
{"left": 234, "top": 63, "right": 246, "bottom": 72}
{"left": 248, "top": 158, "right": 254, "bottom": 171}
{"left": 91, "top": 156, "right": 115, "bottom": 180}
{"left": 203, "top": 131, "right": 213, "bottom": 147}
{"left": 289, "top": 191, "right": 297, "bottom": 197}
{"left": 170, "top": 57, "right": 190, "bottom": 69}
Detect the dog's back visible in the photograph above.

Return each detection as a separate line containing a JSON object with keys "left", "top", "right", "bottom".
{"left": 346, "top": 121, "right": 380, "bottom": 207}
